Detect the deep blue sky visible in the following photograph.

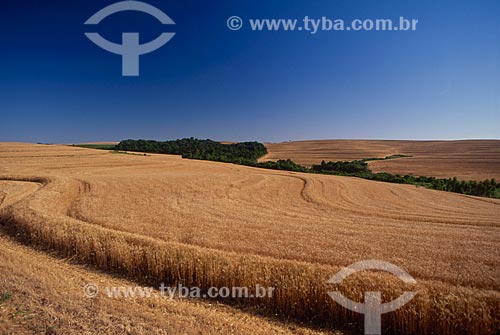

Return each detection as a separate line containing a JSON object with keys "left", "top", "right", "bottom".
{"left": 1, "top": 0, "right": 499, "bottom": 143}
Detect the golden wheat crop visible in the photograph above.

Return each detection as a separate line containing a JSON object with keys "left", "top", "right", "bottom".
{"left": 0, "top": 143, "right": 499, "bottom": 334}
{"left": 262, "top": 139, "right": 500, "bottom": 180}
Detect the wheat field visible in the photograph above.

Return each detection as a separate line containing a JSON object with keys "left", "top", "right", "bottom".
{"left": 262, "top": 140, "right": 500, "bottom": 180}
{"left": 0, "top": 143, "right": 499, "bottom": 334}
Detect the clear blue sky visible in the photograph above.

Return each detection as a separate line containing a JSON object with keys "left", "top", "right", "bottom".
{"left": 1, "top": 0, "right": 499, "bottom": 143}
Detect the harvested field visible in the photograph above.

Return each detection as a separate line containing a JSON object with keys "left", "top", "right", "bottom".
{"left": 0, "top": 143, "right": 499, "bottom": 334}
{"left": 262, "top": 140, "right": 500, "bottom": 180}
{"left": 0, "top": 234, "right": 333, "bottom": 335}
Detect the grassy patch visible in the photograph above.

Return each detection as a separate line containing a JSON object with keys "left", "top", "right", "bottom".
{"left": 72, "top": 144, "right": 117, "bottom": 150}
{"left": 0, "top": 292, "right": 12, "bottom": 303}
{"left": 110, "top": 150, "right": 150, "bottom": 156}
{"left": 363, "top": 154, "right": 412, "bottom": 162}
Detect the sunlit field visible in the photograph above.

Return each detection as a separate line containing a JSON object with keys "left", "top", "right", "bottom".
{"left": 1, "top": 143, "right": 498, "bottom": 334}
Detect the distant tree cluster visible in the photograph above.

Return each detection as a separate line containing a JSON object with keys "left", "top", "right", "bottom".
{"left": 311, "top": 160, "right": 369, "bottom": 173}
{"left": 115, "top": 138, "right": 267, "bottom": 164}
{"left": 428, "top": 177, "right": 499, "bottom": 197}
{"left": 256, "top": 159, "right": 309, "bottom": 172}
{"left": 309, "top": 161, "right": 500, "bottom": 198}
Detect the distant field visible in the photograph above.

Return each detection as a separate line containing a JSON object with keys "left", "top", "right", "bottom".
{"left": 262, "top": 140, "right": 500, "bottom": 180}
{"left": 0, "top": 143, "right": 499, "bottom": 334}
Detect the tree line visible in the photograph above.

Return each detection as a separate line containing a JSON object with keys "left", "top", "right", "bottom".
{"left": 115, "top": 138, "right": 267, "bottom": 164}
{"left": 308, "top": 160, "right": 499, "bottom": 198}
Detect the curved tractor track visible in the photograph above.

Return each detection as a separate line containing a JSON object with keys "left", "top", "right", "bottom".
{"left": 0, "top": 180, "right": 331, "bottom": 335}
